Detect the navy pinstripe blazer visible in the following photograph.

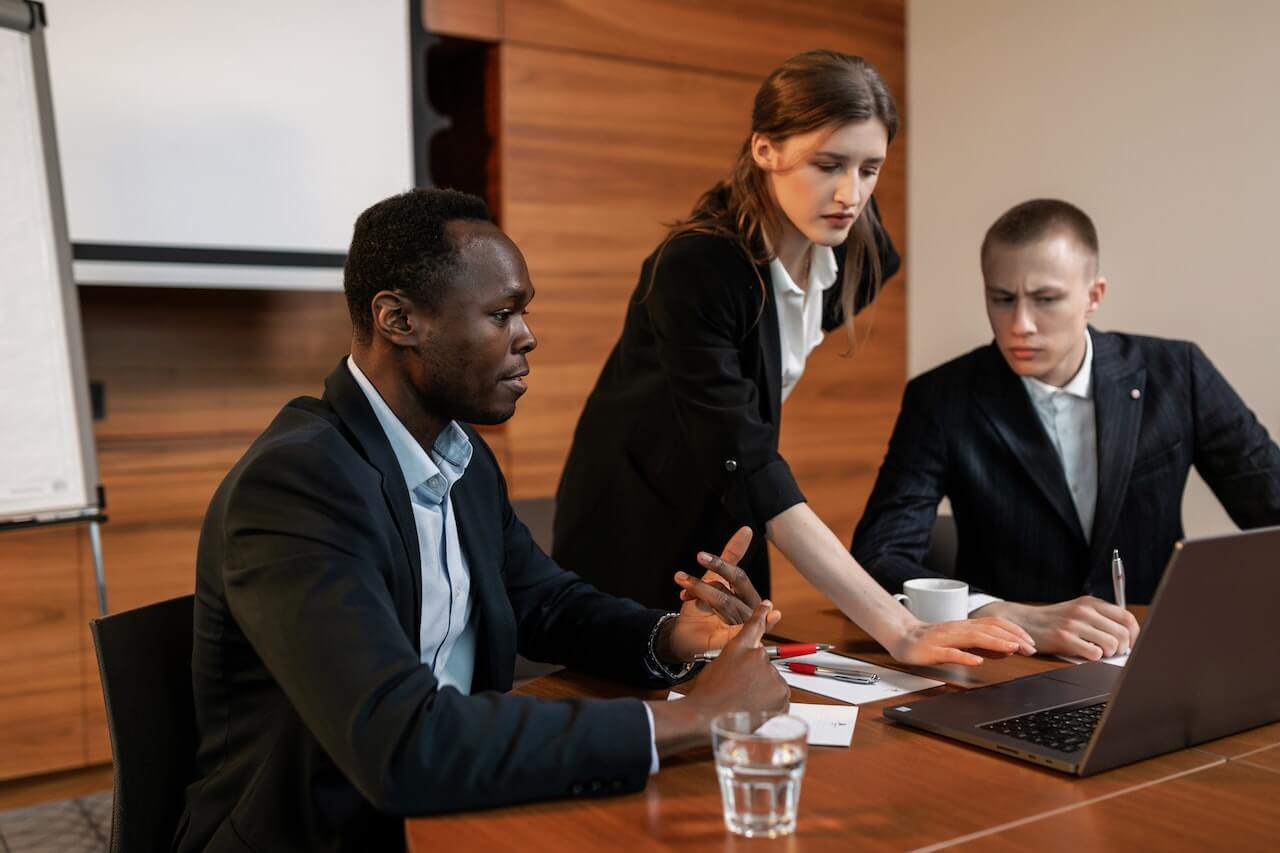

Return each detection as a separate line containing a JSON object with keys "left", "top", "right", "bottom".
{"left": 852, "top": 330, "right": 1280, "bottom": 604}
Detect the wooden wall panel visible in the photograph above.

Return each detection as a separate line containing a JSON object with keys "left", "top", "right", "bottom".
{"left": 500, "top": 45, "right": 756, "bottom": 494}
{"left": 0, "top": 527, "right": 87, "bottom": 781}
{"left": 503, "top": 0, "right": 904, "bottom": 85}
{"left": 424, "top": 0, "right": 502, "bottom": 41}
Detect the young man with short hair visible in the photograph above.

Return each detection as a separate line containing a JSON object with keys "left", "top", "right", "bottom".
{"left": 852, "top": 198, "right": 1280, "bottom": 660}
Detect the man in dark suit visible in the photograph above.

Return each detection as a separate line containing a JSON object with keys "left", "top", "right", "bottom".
{"left": 852, "top": 198, "right": 1280, "bottom": 661}
{"left": 176, "top": 189, "right": 789, "bottom": 853}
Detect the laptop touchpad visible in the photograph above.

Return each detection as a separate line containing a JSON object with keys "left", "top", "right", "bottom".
{"left": 1043, "top": 661, "right": 1122, "bottom": 691}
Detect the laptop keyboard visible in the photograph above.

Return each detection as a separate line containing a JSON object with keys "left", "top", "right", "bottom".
{"left": 979, "top": 701, "right": 1107, "bottom": 753}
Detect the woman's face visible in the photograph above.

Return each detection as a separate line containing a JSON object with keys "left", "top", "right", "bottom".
{"left": 752, "top": 119, "right": 889, "bottom": 251}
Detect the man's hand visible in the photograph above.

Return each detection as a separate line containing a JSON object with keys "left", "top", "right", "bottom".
{"left": 647, "top": 601, "right": 791, "bottom": 757}
{"left": 972, "top": 597, "right": 1139, "bottom": 659}
{"left": 659, "top": 527, "right": 782, "bottom": 663}
{"left": 888, "top": 616, "right": 1038, "bottom": 666}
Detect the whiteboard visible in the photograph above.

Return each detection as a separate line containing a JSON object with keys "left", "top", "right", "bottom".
{"left": 42, "top": 0, "right": 414, "bottom": 288}
{"left": 0, "top": 6, "right": 100, "bottom": 524}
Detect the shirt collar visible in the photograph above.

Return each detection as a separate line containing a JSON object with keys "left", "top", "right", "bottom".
{"left": 768, "top": 244, "right": 840, "bottom": 297}
{"left": 345, "top": 355, "right": 472, "bottom": 504}
{"left": 1022, "top": 330, "right": 1094, "bottom": 402}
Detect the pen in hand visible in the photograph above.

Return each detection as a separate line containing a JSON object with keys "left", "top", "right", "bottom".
{"left": 692, "top": 642, "right": 834, "bottom": 662}
{"left": 1111, "top": 549, "right": 1126, "bottom": 612}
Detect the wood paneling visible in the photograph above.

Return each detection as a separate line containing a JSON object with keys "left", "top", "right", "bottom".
{"left": 0, "top": 527, "right": 87, "bottom": 781}
{"left": 424, "top": 0, "right": 502, "bottom": 42}
{"left": 500, "top": 45, "right": 756, "bottom": 494}
{"left": 503, "top": 0, "right": 904, "bottom": 86}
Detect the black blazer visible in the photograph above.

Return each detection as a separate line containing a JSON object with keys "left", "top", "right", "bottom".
{"left": 554, "top": 204, "right": 899, "bottom": 610}
{"left": 177, "top": 361, "right": 672, "bottom": 853}
{"left": 852, "top": 330, "right": 1280, "bottom": 604}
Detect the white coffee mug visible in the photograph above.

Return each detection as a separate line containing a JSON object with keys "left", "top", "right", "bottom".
{"left": 893, "top": 578, "right": 969, "bottom": 623}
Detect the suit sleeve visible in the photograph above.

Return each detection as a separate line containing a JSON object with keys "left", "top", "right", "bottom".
{"left": 467, "top": 438, "right": 685, "bottom": 687}
{"left": 851, "top": 377, "right": 956, "bottom": 592}
{"left": 644, "top": 236, "right": 804, "bottom": 530}
{"left": 221, "top": 437, "right": 654, "bottom": 817}
{"left": 1188, "top": 343, "right": 1280, "bottom": 526}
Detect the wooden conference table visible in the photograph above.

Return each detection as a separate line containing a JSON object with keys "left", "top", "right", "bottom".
{"left": 406, "top": 605, "right": 1280, "bottom": 851}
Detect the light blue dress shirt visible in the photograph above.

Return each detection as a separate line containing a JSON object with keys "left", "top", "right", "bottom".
{"left": 347, "top": 356, "right": 477, "bottom": 694}
{"left": 969, "top": 331, "right": 1098, "bottom": 614}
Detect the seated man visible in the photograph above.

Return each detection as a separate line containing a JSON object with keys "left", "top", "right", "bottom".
{"left": 852, "top": 198, "right": 1280, "bottom": 661}
{"left": 176, "top": 188, "right": 789, "bottom": 853}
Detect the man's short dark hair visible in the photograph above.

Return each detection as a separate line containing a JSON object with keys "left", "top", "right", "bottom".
{"left": 981, "top": 198, "right": 1100, "bottom": 278}
{"left": 343, "top": 188, "right": 493, "bottom": 341}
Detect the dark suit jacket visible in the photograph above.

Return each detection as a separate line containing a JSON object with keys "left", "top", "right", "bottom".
{"left": 554, "top": 203, "right": 899, "bottom": 609}
{"left": 176, "top": 361, "right": 673, "bottom": 853}
{"left": 852, "top": 330, "right": 1280, "bottom": 604}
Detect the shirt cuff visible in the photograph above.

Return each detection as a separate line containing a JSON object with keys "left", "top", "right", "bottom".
{"left": 642, "top": 702, "right": 660, "bottom": 776}
{"left": 968, "top": 593, "right": 1004, "bottom": 615}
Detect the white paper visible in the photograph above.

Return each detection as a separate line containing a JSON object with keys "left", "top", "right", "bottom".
{"left": 667, "top": 693, "right": 859, "bottom": 747}
{"left": 775, "top": 652, "right": 944, "bottom": 705}
{"left": 1058, "top": 652, "right": 1129, "bottom": 667}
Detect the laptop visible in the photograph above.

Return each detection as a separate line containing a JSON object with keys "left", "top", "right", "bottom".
{"left": 883, "top": 526, "right": 1280, "bottom": 775}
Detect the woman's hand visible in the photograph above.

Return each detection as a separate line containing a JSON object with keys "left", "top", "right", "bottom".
{"left": 888, "top": 616, "right": 1037, "bottom": 666}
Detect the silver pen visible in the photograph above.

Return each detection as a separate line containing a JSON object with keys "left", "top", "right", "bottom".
{"left": 1111, "top": 549, "right": 1126, "bottom": 611}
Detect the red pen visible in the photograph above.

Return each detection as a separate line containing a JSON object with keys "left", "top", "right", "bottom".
{"left": 693, "top": 642, "right": 833, "bottom": 662}
{"left": 784, "top": 662, "right": 880, "bottom": 684}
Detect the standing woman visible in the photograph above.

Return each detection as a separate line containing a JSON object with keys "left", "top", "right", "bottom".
{"left": 553, "top": 50, "right": 1033, "bottom": 665}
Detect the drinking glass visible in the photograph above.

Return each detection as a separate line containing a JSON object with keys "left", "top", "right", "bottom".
{"left": 711, "top": 711, "right": 808, "bottom": 838}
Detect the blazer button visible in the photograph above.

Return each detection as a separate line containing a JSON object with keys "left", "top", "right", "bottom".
{"left": 610, "top": 777, "right": 625, "bottom": 791}
{"left": 590, "top": 779, "right": 604, "bottom": 793}
{"left": 570, "top": 782, "right": 584, "bottom": 796}
{"left": 724, "top": 458, "right": 738, "bottom": 473}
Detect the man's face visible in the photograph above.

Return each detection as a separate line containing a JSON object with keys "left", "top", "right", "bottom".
{"left": 983, "top": 232, "right": 1105, "bottom": 387}
{"left": 407, "top": 221, "right": 536, "bottom": 425}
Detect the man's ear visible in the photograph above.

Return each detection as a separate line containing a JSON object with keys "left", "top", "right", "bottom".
{"left": 1085, "top": 276, "right": 1107, "bottom": 318}
{"left": 750, "top": 132, "right": 778, "bottom": 171}
{"left": 370, "top": 290, "right": 424, "bottom": 346}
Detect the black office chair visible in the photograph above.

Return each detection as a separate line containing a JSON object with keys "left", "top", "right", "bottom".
{"left": 90, "top": 594, "right": 197, "bottom": 853}
{"left": 922, "top": 513, "right": 959, "bottom": 575}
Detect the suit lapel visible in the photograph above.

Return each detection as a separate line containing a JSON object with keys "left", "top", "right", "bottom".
{"left": 1088, "top": 330, "right": 1146, "bottom": 569}
{"left": 322, "top": 360, "right": 423, "bottom": 614}
{"left": 450, "top": 463, "right": 511, "bottom": 691}
{"left": 974, "top": 344, "right": 1088, "bottom": 543}
{"left": 758, "top": 263, "right": 783, "bottom": 424}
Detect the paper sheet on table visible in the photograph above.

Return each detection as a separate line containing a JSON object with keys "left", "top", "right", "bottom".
{"left": 1058, "top": 652, "right": 1129, "bottom": 667}
{"left": 666, "top": 692, "right": 859, "bottom": 747}
{"left": 775, "top": 652, "right": 944, "bottom": 704}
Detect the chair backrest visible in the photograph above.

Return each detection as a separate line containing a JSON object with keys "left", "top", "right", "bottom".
{"left": 510, "top": 495, "right": 555, "bottom": 553}
{"left": 922, "top": 513, "right": 958, "bottom": 575}
{"left": 90, "top": 594, "right": 196, "bottom": 853}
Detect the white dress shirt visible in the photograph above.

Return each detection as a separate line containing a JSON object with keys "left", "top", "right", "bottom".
{"left": 347, "top": 356, "right": 477, "bottom": 693}
{"left": 968, "top": 331, "right": 1098, "bottom": 614}
{"left": 770, "top": 244, "right": 840, "bottom": 401}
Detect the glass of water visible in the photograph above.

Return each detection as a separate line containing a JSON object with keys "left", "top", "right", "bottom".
{"left": 711, "top": 711, "right": 808, "bottom": 838}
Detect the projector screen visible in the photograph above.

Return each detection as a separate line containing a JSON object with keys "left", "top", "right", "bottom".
{"left": 42, "top": 0, "right": 415, "bottom": 289}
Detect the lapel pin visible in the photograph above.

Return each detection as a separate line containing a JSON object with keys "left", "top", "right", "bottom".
{"left": 1130, "top": 388, "right": 1141, "bottom": 400}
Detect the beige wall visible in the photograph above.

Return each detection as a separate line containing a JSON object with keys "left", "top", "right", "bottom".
{"left": 908, "top": 0, "right": 1280, "bottom": 535}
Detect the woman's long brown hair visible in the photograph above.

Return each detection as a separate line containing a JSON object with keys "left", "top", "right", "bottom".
{"left": 647, "top": 50, "right": 899, "bottom": 351}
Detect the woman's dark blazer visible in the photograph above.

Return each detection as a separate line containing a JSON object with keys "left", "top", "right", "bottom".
{"left": 553, "top": 202, "right": 899, "bottom": 610}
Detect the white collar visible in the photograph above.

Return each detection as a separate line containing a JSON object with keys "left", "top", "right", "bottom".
{"left": 1023, "top": 330, "right": 1094, "bottom": 401}
{"left": 768, "top": 244, "right": 839, "bottom": 296}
